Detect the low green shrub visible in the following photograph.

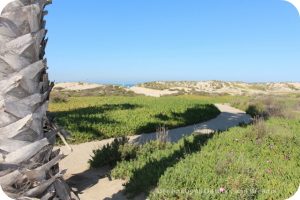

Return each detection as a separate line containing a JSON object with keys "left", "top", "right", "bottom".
{"left": 89, "top": 137, "right": 138, "bottom": 168}
{"left": 246, "top": 104, "right": 264, "bottom": 118}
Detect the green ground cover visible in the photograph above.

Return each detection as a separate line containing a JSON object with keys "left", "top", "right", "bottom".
{"left": 89, "top": 118, "right": 299, "bottom": 199}
{"left": 49, "top": 96, "right": 225, "bottom": 143}
{"left": 151, "top": 118, "right": 300, "bottom": 200}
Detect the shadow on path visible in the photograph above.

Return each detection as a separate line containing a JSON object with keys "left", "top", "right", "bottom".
{"left": 131, "top": 111, "right": 252, "bottom": 145}
{"left": 66, "top": 167, "right": 110, "bottom": 193}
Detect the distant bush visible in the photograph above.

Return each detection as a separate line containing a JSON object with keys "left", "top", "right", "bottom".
{"left": 241, "top": 97, "right": 286, "bottom": 119}
{"left": 246, "top": 104, "right": 265, "bottom": 118}
{"left": 249, "top": 84, "right": 267, "bottom": 91}
{"left": 138, "top": 82, "right": 171, "bottom": 90}
{"left": 287, "top": 84, "right": 299, "bottom": 91}
{"left": 50, "top": 92, "right": 69, "bottom": 103}
{"left": 52, "top": 85, "right": 138, "bottom": 97}
{"left": 231, "top": 95, "right": 300, "bottom": 120}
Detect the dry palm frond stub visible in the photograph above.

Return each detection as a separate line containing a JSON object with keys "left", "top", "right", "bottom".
{"left": 0, "top": 0, "right": 77, "bottom": 199}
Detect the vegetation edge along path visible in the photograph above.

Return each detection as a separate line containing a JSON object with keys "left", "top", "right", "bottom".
{"left": 57, "top": 104, "right": 252, "bottom": 200}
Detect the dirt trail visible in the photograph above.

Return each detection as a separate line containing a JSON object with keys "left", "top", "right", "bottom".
{"left": 59, "top": 104, "right": 252, "bottom": 200}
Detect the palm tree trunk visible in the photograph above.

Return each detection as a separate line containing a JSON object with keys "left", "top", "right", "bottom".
{"left": 0, "top": 1, "right": 77, "bottom": 199}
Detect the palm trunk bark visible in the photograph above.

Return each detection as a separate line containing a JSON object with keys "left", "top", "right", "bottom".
{"left": 0, "top": 0, "right": 76, "bottom": 199}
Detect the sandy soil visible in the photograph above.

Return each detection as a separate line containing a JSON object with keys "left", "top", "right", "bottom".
{"left": 54, "top": 82, "right": 103, "bottom": 91}
{"left": 129, "top": 86, "right": 178, "bottom": 97}
{"left": 59, "top": 104, "right": 252, "bottom": 200}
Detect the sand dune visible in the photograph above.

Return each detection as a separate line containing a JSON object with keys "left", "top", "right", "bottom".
{"left": 53, "top": 81, "right": 300, "bottom": 97}
{"left": 136, "top": 81, "right": 300, "bottom": 96}
{"left": 53, "top": 82, "right": 103, "bottom": 91}
{"left": 129, "top": 86, "right": 177, "bottom": 97}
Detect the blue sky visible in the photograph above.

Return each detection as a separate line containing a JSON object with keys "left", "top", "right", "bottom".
{"left": 46, "top": 0, "right": 300, "bottom": 84}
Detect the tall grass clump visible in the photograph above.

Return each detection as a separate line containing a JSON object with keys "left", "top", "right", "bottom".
{"left": 156, "top": 125, "right": 169, "bottom": 144}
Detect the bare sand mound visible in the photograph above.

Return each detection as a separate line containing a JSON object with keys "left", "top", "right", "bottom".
{"left": 54, "top": 82, "right": 103, "bottom": 91}
{"left": 129, "top": 86, "right": 178, "bottom": 97}
{"left": 137, "top": 81, "right": 300, "bottom": 96}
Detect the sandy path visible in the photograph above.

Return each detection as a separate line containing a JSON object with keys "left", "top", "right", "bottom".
{"left": 59, "top": 104, "right": 252, "bottom": 200}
